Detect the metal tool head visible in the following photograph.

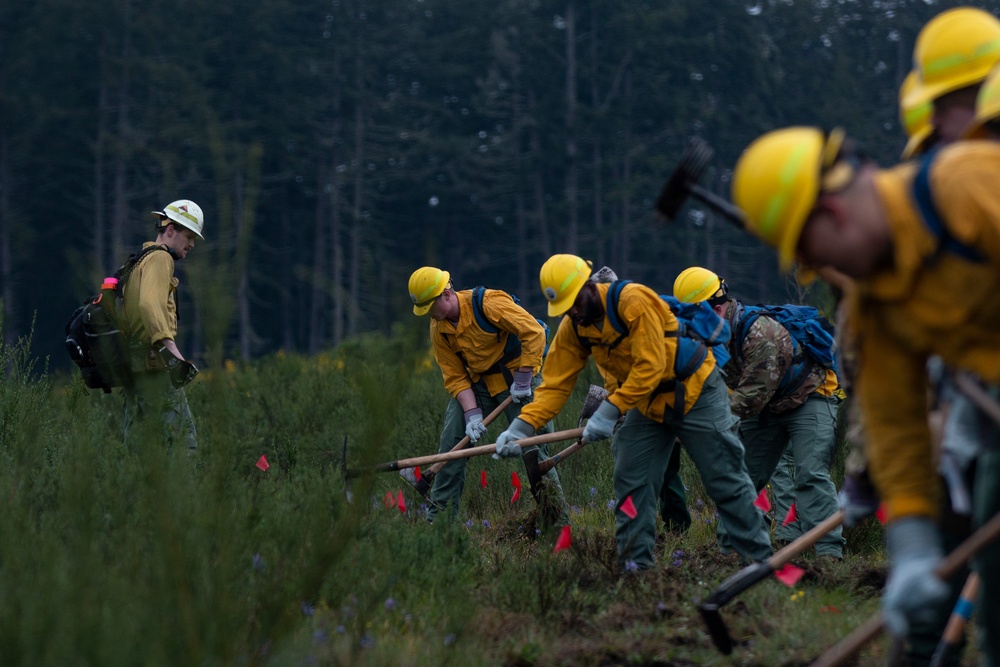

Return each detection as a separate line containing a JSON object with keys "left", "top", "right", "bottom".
{"left": 399, "top": 467, "right": 434, "bottom": 498}
{"left": 697, "top": 600, "right": 734, "bottom": 655}
{"left": 579, "top": 384, "right": 609, "bottom": 427}
{"left": 521, "top": 448, "right": 543, "bottom": 500}
{"left": 656, "top": 138, "right": 714, "bottom": 223}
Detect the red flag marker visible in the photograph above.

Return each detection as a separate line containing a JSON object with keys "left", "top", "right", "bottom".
{"left": 414, "top": 466, "right": 422, "bottom": 481}
{"left": 619, "top": 495, "right": 638, "bottom": 519}
{"left": 819, "top": 605, "right": 841, "bottom": 614}
{"left": 781, "top": 503, "right": 798, "bottom": 527}
{"left": 382, "top": 491, "right": 396, "bottom": 509}
{"left": 511, "top": 471, "right": 522, "bottom": 503}
{"left": 876, "top": 502, "right": 887, "bottom": 525}
{"left": 256, "top": 455, "right": 269, "bottom": 471}
{"left": 396, "top": 490, "right": 407, "bottom": 512}
{"left": 753, "top": 489, "right": 771, "bottom": 513}
{"left": 774, "top": 563, "right": 805, "bottom": 587}
{"left": 553, "top": 525, "right": 572, "bottom": 553}
{"left": 480, "top": 470, "right": 487, "bottom": 488}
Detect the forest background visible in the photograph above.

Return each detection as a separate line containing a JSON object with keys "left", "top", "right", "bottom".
{"left": 0, "top": 0, "right": 986, "bottom": 367}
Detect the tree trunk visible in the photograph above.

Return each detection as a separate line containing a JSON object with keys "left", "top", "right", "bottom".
{"left": 309, "top": 163, "right": 326, "bottom": 354}
{"left": 564, "top": 1, "right": 578, "bottom": 254}
{"left": 348, "top": 1, "right": 365, "bottom": 337}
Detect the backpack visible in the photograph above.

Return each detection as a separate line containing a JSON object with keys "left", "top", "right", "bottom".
{"left": 913, "top": 147, "right": 984, "bottom": 263}
{"left": 64, "top": 245, "right": 168, "bottom": 393}
{"left": 733, "top": 303, "right": 836, "bottom": 398}
{"left": 469, "top": 287, "right": 549, "bottom": 383}
{"left": 581, "top": 280, "right": 731, "bottom": 419}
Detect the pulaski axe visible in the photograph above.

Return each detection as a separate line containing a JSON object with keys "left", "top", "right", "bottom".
{"left": 655, "top": 137, "right": 747, "bottom": 228}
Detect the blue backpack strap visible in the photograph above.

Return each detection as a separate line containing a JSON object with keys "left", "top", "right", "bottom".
{"left": 914, "top": 148, "right": 984, "bottom": 262}
{"left": 605, "top": 280, "right": 632, "bottom": 335}
{"left": 471, "top": 286, "right": 499, "bottom": 335}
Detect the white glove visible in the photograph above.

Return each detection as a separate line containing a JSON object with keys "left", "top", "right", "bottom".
{"left": 582, "top": 400, "right": 619, "bottom": 443}
{"left": 509, "top": 369, "right": 534, "bottom": 404}
{"left": 464, "top": 408, "right": 488, "bottom": 443}
{"left": 494, "top": 417, "right": 533, "bottom": 459}
{"left": 883, "top": 517, "right": 949, "bottom": 637}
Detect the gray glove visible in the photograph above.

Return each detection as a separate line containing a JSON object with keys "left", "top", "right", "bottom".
{"left": 494, "top": 417, "right": 533, "bottom": 459}
{"left": 883, "top": 517, "right": 949, "bottom": 637}
{"left": 582, "top": 399, "right": 619, "bottom": 443}
{"left": 509, "top": 369, "right": 534, "bottom": 403}
{"left": 837, "top": 473, "right": 880, "bottom": 528}
{"left": 464, "top": 408, "right": 488, "bottom": 443}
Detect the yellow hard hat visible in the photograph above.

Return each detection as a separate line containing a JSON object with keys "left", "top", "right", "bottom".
{"left": 674, "top": 267, "right": 726, "bottom": 304}
{"left": 408, "top": 266, "right": 451, "bottom": 316}
{"left": 965, "top": 62, "right": 1000, "bottom": 138}
{"left": 903, "top": 7, "right": 1000, "bottom": 109}
{"left": 899, "top": 70, "right": 934, "bottom": 159}
{"left": 539, "top": 254, "right": 592, "bottom": 317}
{"left": 732, "top": 127, "right": 827, "bottom": 272}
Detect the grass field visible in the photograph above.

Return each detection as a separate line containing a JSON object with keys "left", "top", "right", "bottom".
{"left": 0, "top": 328, "right": 978, "bottom": 666}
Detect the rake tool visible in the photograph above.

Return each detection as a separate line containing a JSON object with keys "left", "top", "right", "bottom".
{"left": 809, "top": 509, "right": 1000, "bottom": 667}
{"left": 655, "top": 137, "right": 747, "bottom": 227}
{"left": 698, "top": 510, "right": 845, "bottom": 654}
{"left": 928, "top": 572, "right": 980, "bottom": 667}
{"left": 397, "top": 396, "right": 514, "bottom": 505}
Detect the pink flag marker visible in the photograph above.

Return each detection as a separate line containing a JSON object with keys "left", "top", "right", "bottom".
{"left": 753, "top": 489, "right": 771, "bottom": 513}
{"left": 414, "top": 466, "right": 422, "bottom": 481}
{"left": 480, "top": 470, "right": 487, "bottom": 488}
{"left": 553, "top": 525, "right": 572, "bottom": 553}
{"left": 396, "top": 490, "right": 407, "bottom": 512}
{"left": 774, "top": 563, "right": 805, "bottom": 587}
{"left": 382, "top": 491, "right": 396, "bottom": 509}
{"left": 256, "top": 455, "right": 269, "bottom": 472}
{"left": 876, "top": 502, "right": 887, "bottom": 525}
{"left": 619, "top": 495, "right": 638, "bottom": 519}
{"left": 781, "top": 503, "right": 798, "bottom": 527}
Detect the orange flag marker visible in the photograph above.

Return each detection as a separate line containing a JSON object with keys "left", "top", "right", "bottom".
{"left": 781, "top": 503, "right": 798, "bottom": 526}
{"left": 620, "top": 495, "right": 638, "bottom": 519}
{"left": 553, "top": 525, "right": 572, "bottom": 553}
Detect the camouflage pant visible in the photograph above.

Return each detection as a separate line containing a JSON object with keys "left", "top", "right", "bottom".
{"left": 123, "top": 371, "right": 198, "bottom": 452}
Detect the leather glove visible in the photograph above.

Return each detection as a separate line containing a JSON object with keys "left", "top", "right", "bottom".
{"left": 463, "top": 408, "right": 488, "bottom": 443}
{"left": 509, "top": 369, "right": 534, "bottom": 404}
{"left": 158, "top": 347, "right": 199, "bottom": 388}
{"left": 582, "top": 399, "right": 619, "bottom": 443}
{"left": 837, "top": 473, "right": 880, "bottom": 528}
{"left": 493, "top": 417, "right": 533, "bottom": 459}
{"left": 883, "top": 517, "right": 949, "bottom": 637}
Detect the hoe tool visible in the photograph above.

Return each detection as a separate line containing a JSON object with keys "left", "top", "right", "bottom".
{"left": 809, "top": 508, "right": 1000, "bottom": 667}
{"left": 397, "top": 396, "right": 514, "bottom": 505}
{"left": 520, "top": 384, "right": 609, "bottom": 495}
{"left": 655, "top": 137, "right": 747, "bottom": 227}
{"left": 342, "top": 427, "right": 584, "bottom": 480}
{"left": 698, "top": 510, "right": 845, "bottom": 654}
{"left": 928, "top": 572, "right": 979, "bottom": 667}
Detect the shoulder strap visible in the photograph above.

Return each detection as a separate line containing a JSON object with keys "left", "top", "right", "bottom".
{"left": 913, "top": 148, "right": 984, "bottom": 262}
{"left": 605, "top": 280, "right": 632, "bottom": 335}
{"left": 116, "top": 245, "right": 170, "bottom": 286}
{"left": 471, "top": 286, "right": 501, "bottom": 335}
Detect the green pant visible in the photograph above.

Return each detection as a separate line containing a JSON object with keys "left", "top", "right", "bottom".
{"left": 739, "top": 394, "right": 844, "bottom": 558}
{"left": 972, "top": 434, "right": 1000, "bottom": 667}
{"left": 612, "top": 368, "right": 772, "bottom": 569}
{"left": 427, "top": 374, "right": 569, "bottom": 527}
{"left": 123, "top": 371, "right": 198, "bottom": 452}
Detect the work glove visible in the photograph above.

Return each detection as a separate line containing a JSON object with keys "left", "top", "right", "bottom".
{"left": 158, "top": 347, "right": 200, "bottom": 389}
{"left": 837, "top": 473, "right": 880, "bottom": 528}
{"left": 493, "top": 417, "right": 533, "bottom": 459}
{"left": 463, "top": 408, "right": 488, "bottom": 443}
{"left": 883, "top": 517, "right": 949, "bottom": 637}
{"left": 582, "top": 399, "right": 620, "bottom": 443}
{"left": 509, "top": 369, "right": 534, "bottom": 404}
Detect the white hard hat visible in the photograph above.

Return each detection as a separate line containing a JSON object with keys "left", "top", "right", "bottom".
{"left": 152, "top": 199, "right": 205, "bottom": 239}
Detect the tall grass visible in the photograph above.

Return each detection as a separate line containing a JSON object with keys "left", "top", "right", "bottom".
{"left": 0, "top": 328, "right": 919, "bottom": 667}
